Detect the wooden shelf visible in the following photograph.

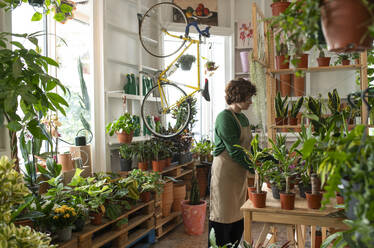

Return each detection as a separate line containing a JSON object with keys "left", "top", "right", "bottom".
{"left": 108, "top": 136, "right": 152, "bottom": 148}
{"left": 235, "top": 47, "right": 252, "bottom": 50}
{"left": 270, "top": 65, "right": 361, "bottom": 75}
{"left": 235, "top": 72, "right": 249, "bottom": 75}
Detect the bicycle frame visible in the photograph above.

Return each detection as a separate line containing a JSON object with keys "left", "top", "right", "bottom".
{"left": 157, "top": 29, "right": 202, "bottom": 113}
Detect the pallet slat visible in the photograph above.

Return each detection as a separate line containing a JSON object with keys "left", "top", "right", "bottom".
{"left": 156, "top": 218, "right": 183, "bottom": 239}
{"left": 156, "top": 211, "right": 181, "bottom": 228}
{"left": 122, "top": 227, "right": 154, "bottom": 247}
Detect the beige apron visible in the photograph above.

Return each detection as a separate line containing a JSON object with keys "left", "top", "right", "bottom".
{"left": 209, "top": 109, "right": 252, "bottom": 223}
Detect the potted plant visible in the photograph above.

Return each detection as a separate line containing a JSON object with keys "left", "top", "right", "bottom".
{"left": 205, "top": 61, "right": 219, "bottom": 71}
{"left": 276, "top": 43, "right": 292, "bottom": 97}
{"left": 119, "top": 144, "right": 134, "bottom": 171}
{"left": 177, "top": 54, "right": 196, "bottom": 71}
{"left": 238, "top": 135, "right": 272, "bottom": 208}
{"left": 316, "top": 46, "right": 331, "bottom": 67}
{"left": 275, "top": 92, "right": 289, "bottom": 126}
{"left": 181, "top": 173, "right": 207, "bottom": 235}
{"left": 83, "top": 181, "right": 112, "bottom": 225}
{"left": 289, "top": 97, "right": 304, "bottom": 125}
{"left": 269, "top": 138, "right": 301, "bottom": 210}
{"left": 133, "top": 141, "right": 149, "bottom": 171}
{"left": 106, "top": 113, "right": 139, "bottom": 144}
{"left": 151, "top": 140, "right": 163, "bottom": 172}
{"left": 334, "top": 54, "right": 350, "bottom": 66}
{"left": 271, "top": 0, "right": 291, "bottom": 16}
{"left": 37, "top": 158, "right": 62, "bottom": 194}
{"left": 51, "top": 205, "right": 78, "bottom": 241}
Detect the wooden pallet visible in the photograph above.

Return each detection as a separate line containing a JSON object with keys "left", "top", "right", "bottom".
{"left": 155, "top": 211, "right": 183, "bottom": 239}
{"left": 76, "top": 200, "right": 154, "bottom": 248}
{"left": 125, "top": 229, "right": 156, "bottom": 248}
{"left": 54, "top": 234, "right": 78, "bottom": 248}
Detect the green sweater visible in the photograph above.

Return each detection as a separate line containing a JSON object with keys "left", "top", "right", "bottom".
{"left": 213, "top": 110, "right": 252, "bottom": 170}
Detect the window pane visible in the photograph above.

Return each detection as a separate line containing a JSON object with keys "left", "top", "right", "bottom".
{"left": 55, "top": 3, "right": 92, "bottom": 151}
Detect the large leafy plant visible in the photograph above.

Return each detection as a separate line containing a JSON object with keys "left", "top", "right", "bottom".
{"left": 106, "top": 113, "right": 139, "bottom": 135}
{"left": 0, "top": 32, "right": 68, "bottom": 170}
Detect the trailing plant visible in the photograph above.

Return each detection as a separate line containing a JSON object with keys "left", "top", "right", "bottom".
{"left": 275, "top": 92, "right": 288, "bottom": 118}
{"left": 290, "top": 97, "right": 304, "bottom": 118}
{"left": 106, "top": 113, "right": 140, "bottom": 135}
{"left": 177, "top": 54, "right": 196, "bottom": 67}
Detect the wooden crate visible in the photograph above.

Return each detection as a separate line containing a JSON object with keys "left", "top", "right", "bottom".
{"left": 155, "top": 211, "right": 183, "bottom": 239}
{"left": 54, "top": 234, "right": 78, "bottom": 248}
{"left": 77, "top": 200, "right": 154, "bottom": 248}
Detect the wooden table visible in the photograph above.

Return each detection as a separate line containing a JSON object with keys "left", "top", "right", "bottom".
{"left": 240, "top": 191, "right": 348, "bottom": 248}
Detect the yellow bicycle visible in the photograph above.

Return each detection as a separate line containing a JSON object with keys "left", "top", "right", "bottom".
{"left": 139, "top": 2, "right": 211, "bottom": 138}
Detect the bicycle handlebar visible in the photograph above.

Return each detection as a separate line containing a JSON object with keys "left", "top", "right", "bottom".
{"left": 185, "top": 21, "right": 211, "bottom": 38}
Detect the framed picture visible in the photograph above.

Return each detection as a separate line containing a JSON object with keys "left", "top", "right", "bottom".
{"left": 237, "top": 20, "right": 253, "bottom": 48}
{"left": 173, "top": 0, "right": 218, "bottom": 26}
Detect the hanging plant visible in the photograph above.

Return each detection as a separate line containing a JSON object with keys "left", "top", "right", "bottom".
{"left": 177, "top": 54, "right": 196, "bottom": 71}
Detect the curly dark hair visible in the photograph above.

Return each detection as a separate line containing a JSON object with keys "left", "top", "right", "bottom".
{"left": 225, "top": 78, "right": 257, "bottom": 105}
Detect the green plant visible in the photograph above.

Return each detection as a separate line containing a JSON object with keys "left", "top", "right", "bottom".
{"left": 276, "top": 42, "right": 288, "bottom": 56}
{"left": 177, "top": 54, "right": 196, "bottom": 67}
{"left": 151, "top": 139, "right": 162, "bottom": 161}
{"left": 133, "top": 141, "right": 150, "bottom": 163}
{"left": 189, "top": 173, "right": 201, "bottom": 205}
{"left": 334, "top": 54, "right": 350, "bottom": 65}
{"left": 128, "top": 169, "right": 164, "bottom": 193}
{"left": 327, "top": 89, "right": 341, "bottom": 115}
{"left": 237, "top": 134, "right": 272, "bottom": 193}
{"left": 37, "top": 158, "right": 62, "bottom": 181}
{"left": 0, "top": 223, "right": 56, "bottom": 248}
{"left": 0, "top": 32, "right": 68, "bottom": 171}
{"left": 275, "top": 92, "right": 288, "bottom": 118}
{"left": 290, "top": 97, "right": 304, "bottom": 118}
{"left": 269, "top": 138, "right": 300, "bottom": 194}
{"left": 318, "top": 125, "right": 374, "bottom": 247}
{"left": 106, "top": 113, "right": 140, "bottom": 136}
{"left": 0, "top": 156, "right": 31, "bottom": 224}
{"left": 77, "top": 57, "right": 91, "bottom": 131}
{"left": 119, "top": 143, "right": 134, "bottom": 160}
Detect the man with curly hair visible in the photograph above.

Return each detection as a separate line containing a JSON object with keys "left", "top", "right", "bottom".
{"left": 209, "top": 78, "right": 257, "bottom": 247}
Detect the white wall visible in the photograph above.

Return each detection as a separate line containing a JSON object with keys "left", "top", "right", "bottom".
{"left": 0, "top": 8, "right": 11, "bottom": 158}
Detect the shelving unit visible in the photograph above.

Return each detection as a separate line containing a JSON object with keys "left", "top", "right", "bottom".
{"left": 250, "top": 3, "right": 369, "bottom": 142}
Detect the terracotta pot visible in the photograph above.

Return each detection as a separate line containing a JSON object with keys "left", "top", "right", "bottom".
{"left": 165, "top": 157, "right": 172, "bottom": 167}
{"left": 289, "top": 117, "right": 298, "bottom": 125}
{"left": 251, "top": 191, "right": 267, "bottom": 208}
{"left": 58, "top": 153, "right": 74, "bottom": 172}
{"left": 275, "top": 55, "right": 290, "bottom": 69}
{"left": 280, "top": 74, "right": 291, "bottom": 97}
{"left": 159, "top": 159, "right": 166, "bottom": 171}
{"left": 172, "top": 184, "right": 186, "bottom": 211}
{"left": 90, "top": 212, "right": 103, "bottom": 225}
{"left": 248, "top": 177, "right": 255, "bottom": 187}
{"left": 315, "top": 232, "right": 322, "bottom": 248}
{"left": 14, "top": 219, "right": 33, "bottom": 228}
{"left": 305, "top": 192, "right": 323, "bottom": 209}
{"left": 293, "top": 75, "right": 305, "bottom": 96}
{"left": 275, "top": 117, "right": 284, "bottom": 126}
{"left": 282, "top": 117, "right": 289, "bottom": 132}
{"left": 116, "top": 131, "right": 133, "bottom": 144}
{"left": 271, "top": 2, "right": 291, "bottom": 16}
{"left": 138, "top": 162, "right": 148, "bottom": 171}
{"left": 162, "top": 182, "right": 174, "bottom": 217}
{"left": 321, "top": 0, "right": 373, "bottom": 52}
{"left": 280, "top": 192, "right": 295, "bottom": 210}
{"left": 295, "top": 54, "right": 309, "bottom": 68}
{"left": 248, "top": 186, "right": 257, "bottom": 201}
{"left": 181, "top": 200, "right": 207, "bottom": 235}
{"left": 140, "top": 191, "right": 151, "bottom": 202}
{"left": 317, "top": 57, "right": 331, "bottom": 67}
{"left": 336, "top": 194, "right": 344, "bottom": 205}
{"left": 152, "top": 160, "right": 162, "bottom": 172}
{"left": 342, "top": 59, "right": 350, "bottom": 65}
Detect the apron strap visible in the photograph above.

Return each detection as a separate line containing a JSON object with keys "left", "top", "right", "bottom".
{"left": 227, "top": 109, "right": 243, "bottom": 130}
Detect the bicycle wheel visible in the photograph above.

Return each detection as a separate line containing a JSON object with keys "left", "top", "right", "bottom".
{"left": 141, "top": 83, "right": 191, "bottom": 138}
{"left": 139, "top": 2, "right": 187, "bottom": 58}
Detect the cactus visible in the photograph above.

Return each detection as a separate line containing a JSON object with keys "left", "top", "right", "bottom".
{"left": 189, "top": 173, "right": 201, "bottom": 205}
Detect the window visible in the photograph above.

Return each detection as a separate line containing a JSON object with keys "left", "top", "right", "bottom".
{"left": 164, "top": 33, "right": 229, "bottom": 141}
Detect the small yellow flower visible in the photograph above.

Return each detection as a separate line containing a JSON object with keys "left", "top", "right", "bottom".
{"left": 72, "top": 212, "right": 76, "bottom": 216}
{"left": 53, "top": 216, "right": 58, "bottom": 220}
{"left": 64, "top": 214, "right": 70, "bottom": 218}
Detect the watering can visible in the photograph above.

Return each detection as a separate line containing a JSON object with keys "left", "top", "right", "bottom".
{"left": 75, "top": 128, "right": 93, "bottom": 146}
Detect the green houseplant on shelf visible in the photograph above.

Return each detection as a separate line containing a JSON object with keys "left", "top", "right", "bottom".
{"left": 106, "top": 113, "right": 139, "bottom": 144}
{"left": 269, "top": 138, "right": 300, "bottom": 210}
{"left": 133, "top": 141, "right": 150, "bottom": 171}
{"left": 289, "top": 97, "right": 304, "bottom": 126}
{"left": 177, "top": 54, "right": 196, "bottom": 71}
{"left": 237, "top": 134, "right": 272, "bottom": 208}
{"left": 334, "top": 54, "right": 350, "bottom": 66}
{"left": 119, "top": 143, "right": 134, "bottom": 171}
{"left": 275, "top": 92, "right": 289, "bottom": 126}
{"left": 181, "top": 172, "right": 207, "bottom": 235}
{"left": 151, "top": 139, "right": 163, "bottom": 172}
{"left": 50, "top": 205, "right": 78, "bottom": 242}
